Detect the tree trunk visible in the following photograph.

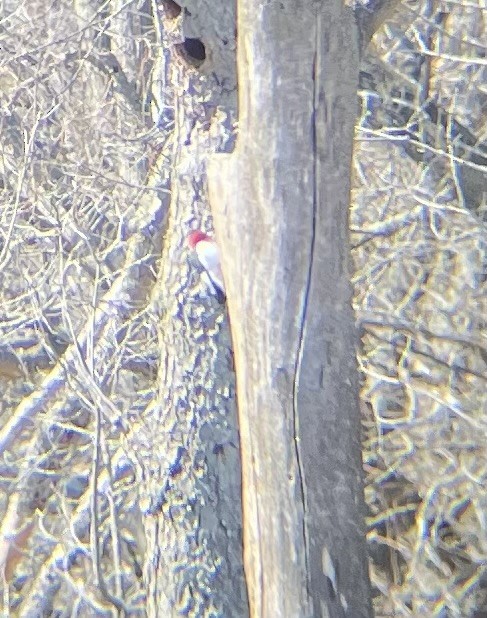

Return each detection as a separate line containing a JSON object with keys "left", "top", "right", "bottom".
{"left": 141, "top": 1, "right": 248, "bottom": 615}
{"left": 210, "top": 1, "right": 372, "bottom": 616}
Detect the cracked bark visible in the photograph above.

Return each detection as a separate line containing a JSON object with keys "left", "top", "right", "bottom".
{"left": 210, "top": 1, "right": 371, "bottom": 616}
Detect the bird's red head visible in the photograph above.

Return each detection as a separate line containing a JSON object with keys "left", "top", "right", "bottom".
{"left": 187, "top": 230, "right": 210, "bottom": 249}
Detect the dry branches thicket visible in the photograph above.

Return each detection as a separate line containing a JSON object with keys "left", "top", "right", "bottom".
{"left": 0, "top": 0, "right": 163, "bottom": 614}
{"left": 353, "top": 0, "right": 487, "bottom": 615}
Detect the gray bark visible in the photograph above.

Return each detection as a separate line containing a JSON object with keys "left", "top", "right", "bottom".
{"left": 209, "top": 1, "right": 371, "bottom": 616}
{"left": 141, "top": 1, "right": 248, "bottom": 615}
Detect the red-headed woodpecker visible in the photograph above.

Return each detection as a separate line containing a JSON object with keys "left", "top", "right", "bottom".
{"left": 187, "top": 230, "right": 226, "bottom": 301}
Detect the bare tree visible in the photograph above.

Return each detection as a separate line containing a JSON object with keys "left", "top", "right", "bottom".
{"left": 1, "top": 0, "right": 486, "bottom": 616}
{"left": 209, "top": 1, "right": 371, "bottom": 615}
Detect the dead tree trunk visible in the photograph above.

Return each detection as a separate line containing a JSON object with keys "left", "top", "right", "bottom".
{"left": 209, "top": 1, "right": 372, "bottom": 616}
{"left": 144, "top": 0, "right": 410, "bottom": 614}
{"left": 140, "top": 1, "right": 248, "bottom": 616}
